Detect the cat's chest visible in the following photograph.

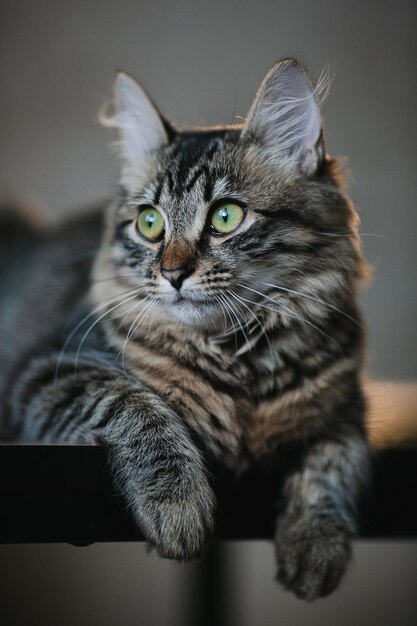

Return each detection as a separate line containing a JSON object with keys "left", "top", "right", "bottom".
{"left": 124, "top": 336, "right": 313, "bottom": 466}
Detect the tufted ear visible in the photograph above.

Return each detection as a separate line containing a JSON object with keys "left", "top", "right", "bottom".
{"left": 101, "top": 71, "right": 170, "bottom": 189}
{"left": 241, "top": 59, "right": 327, "bottom": 175}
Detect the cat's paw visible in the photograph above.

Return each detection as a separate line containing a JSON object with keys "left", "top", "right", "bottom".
{"left": 131, "top": 463, "right": 215, "bottom": 562}
{"left": 275, "top": 514, "right": 352, "bottom": 601}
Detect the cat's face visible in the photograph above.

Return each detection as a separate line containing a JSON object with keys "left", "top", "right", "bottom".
{"left": 94, "top": 60, "right": 364, "bottom": 336}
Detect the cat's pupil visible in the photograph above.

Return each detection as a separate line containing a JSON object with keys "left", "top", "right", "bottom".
{"left": 219, "top": 207, "right": 229, "bottom": 223}
{"left": 146, "top": 214, "right": 156, "bottom": 228}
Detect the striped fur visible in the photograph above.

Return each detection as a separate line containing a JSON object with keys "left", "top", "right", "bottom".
{"left": 0, "top": 59, "right": 370, "bottom": 599}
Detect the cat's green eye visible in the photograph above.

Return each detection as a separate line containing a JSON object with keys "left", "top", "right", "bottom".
{"left": 137, "top": 207, "right": 165, "bottom": 240}
{"left": 210, "top": 202, "right": 245, "bottom": 235}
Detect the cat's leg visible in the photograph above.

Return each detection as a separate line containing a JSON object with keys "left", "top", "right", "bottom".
{"left": 6, "top": 353, "right": 215, "bottom": 560}
{"left": 275, "top": 428, "right": 370, "bottom": 600}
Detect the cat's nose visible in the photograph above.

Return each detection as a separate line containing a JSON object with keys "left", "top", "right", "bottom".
{"left": 161, "top": 266, "right": 193, "bottom": 290}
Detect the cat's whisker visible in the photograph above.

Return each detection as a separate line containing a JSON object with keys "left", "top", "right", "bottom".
{"left": 224, "top": 296, "right": 248, "bottom": 356}
{"left": 102, "top": 292, "right": 150, "bottom": 326}
{"left": 216, "top": 296, "right": 242, "bottom": 338}
{"left": 34, "top": 274, "right": 143, "bottom": 291}
{"left": 119, "top": 300, "right": 153, "bottom": 354}
{"left": 226, "top": 292, "right": 262, "bottom": 344}
{"left": 216, "top": 293, "right": 240, "bottom": 352}
{"left": 55, "top": 287, "right": 144, "bottom": 382}
{"left": 119, "top": 297, "right": 158, "bottom": 372}
{"left": 221, "top": 293, "right": 252, "bottom": 357}
{"left": 60, "top": 285, "right": 148, "bottom": 337}
{"left": 313, "top": 231, "right": 387, "bottom": 239}
{"left": 259, "top": 281, "right": 363, "bottom": 329}
{"left": 121, "top": 297, "right": 159, "bottom": 380}
{"left": 121, "top": 298, "right": 159, "bottom": 377}
{"left": 125, "top": 297, "right": 156, "bottom": 344}
{"left": 211, "top": 293, "right": 228, "bottom": 334}
{"left": 111, "top": 295, "right": 154, "bottom": 368}
{"left": 228, "top": 290, "right": 275, "bottom": 360}
{"left": 74, "top": 290, "right": 146, "bottom": 371}
{"left": 236, "top": 282, "right": 344, "bottom": 356}
{"left": 224, "top": 292, "right": 258, "bottom": 338}
{"left": 211, "top": 293, "right": 239, "bottom": 339}
{"left": 115, "top": 294, "right": 153, "bottom": 335}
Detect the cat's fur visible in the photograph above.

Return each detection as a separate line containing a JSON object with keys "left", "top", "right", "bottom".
{"left": 0, "top": 59, "right": 370, "bottom": 600}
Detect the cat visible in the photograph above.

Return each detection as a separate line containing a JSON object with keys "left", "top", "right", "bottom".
{"left": 0, "top": 58, "right": 370, "bottom": 601}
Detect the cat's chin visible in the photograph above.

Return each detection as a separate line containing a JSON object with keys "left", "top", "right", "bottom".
{"left": 163, "top": 297, "right": 221, "bottom": 327}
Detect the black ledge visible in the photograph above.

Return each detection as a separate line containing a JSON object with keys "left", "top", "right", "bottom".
{"left": 0, "top": 445, "right": 416, "bottom": 545}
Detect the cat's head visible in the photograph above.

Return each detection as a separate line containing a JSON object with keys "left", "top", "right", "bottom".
{"left": 93, "top": 59, "right": 365, "bottom": 338}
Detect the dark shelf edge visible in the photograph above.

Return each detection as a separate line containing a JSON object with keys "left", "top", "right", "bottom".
{"left": 0, "top": 445, "right": 416, "bottom": 544}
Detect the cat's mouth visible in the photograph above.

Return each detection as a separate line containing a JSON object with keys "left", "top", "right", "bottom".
{"left": 164, "top": 292, "right": 220, "bottom": 325}
{"left": 171, "top": 291, "right": 209, "bottom": 305}
{"left": 173, "top": 293, "right": 188, "bottom": 304}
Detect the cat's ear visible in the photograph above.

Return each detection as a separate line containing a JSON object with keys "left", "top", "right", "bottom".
{"left": 241, "top": 59, "right": 327, "bottom": 175}
{"left": 101, "top": 71, "right": 171, "bottom": 189}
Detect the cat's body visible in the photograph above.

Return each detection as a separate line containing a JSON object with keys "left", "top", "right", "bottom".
{"left": 0, "top": 60, "right": 370, "bottom": 600}
{"left": 0, "top": 207, "right": 103, "bottom": 406}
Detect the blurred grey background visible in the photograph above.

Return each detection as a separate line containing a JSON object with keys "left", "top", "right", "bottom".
{"left": 0, "top": 1, "right": 415, "bottom": 625}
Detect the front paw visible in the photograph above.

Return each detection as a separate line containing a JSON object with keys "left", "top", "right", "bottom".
{"left": 128, "top": 462, "right": 215, "bottom": 562}
{"left": 275, "top": 514, "right": 352, "bottom": 601}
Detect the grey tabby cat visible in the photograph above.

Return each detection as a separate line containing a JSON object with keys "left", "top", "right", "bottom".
{"left": 0, "top": 59, "right": 370, "bottom": 600}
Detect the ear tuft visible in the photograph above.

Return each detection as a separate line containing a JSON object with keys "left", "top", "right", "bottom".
{"left": 100, "top": 71, "right": 169, "bottom": 189}
{"left": 242, "top": 59, "right": 331, "bottom": 175}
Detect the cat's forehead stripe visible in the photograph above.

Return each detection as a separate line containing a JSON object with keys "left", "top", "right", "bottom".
{"left": 147, "top": 133, "right": 234, "bottom": 214}
{"left": 174, "top": 139, "right": 207, "bottom": 192}
{"left": 164, "top": 135, "right": 223, "bottom": 201}
{"left": 185, "top": 164, "right": 209, "bottom": 194}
